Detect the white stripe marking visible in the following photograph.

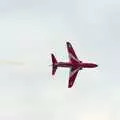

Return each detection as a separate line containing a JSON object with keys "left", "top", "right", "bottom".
{"left": 70, "top": 67, "right": 80, "bottom": 78}
{"left": 69, "top": 53, "right": 79, "bottom": 63}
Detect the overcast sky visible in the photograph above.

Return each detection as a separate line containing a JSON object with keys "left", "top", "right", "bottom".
{"left": 0, "top": 0, "right": 120, "bottom": 120}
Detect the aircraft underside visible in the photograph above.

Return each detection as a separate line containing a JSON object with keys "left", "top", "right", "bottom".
{"left": 51, "top": 42, "right": 98, "bottom": 88}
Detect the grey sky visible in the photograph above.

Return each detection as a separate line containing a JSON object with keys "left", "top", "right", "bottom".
{"left": 0, "top": 0, "right": 120, "bottom": 120}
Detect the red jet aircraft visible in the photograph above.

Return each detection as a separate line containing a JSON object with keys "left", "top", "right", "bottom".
{"left": 51, "top": 42, "right": 98, "bottom": 88}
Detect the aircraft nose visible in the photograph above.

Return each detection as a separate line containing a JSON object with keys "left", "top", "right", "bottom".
{"left": 95, "top": 64, "right": 98, "bottom": 67}
{"left": 92, "top": 63, "right": 98, "bottom": 67}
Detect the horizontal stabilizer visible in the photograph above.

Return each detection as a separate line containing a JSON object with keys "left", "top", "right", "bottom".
{"left": 51, "top": 54, "right": 57, "bottom": 75}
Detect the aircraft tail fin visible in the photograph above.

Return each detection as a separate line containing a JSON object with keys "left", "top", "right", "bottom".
{"left": 51, "top": 54, "right": 58, "bottom": 75}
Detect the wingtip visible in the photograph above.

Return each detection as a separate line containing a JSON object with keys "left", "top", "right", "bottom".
{"left": 66, "top": 41, "right": 72, "bottom": 48}
{"left": 51, "top": 53, "right": 55, "bottom": 57}
{"left": 68, "top": 84, "right": 73, "bottom": 88}
{"left": 66, "top": 41, "right": 71, "bottom": 45}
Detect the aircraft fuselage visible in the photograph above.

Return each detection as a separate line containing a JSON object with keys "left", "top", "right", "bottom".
{"left": 56, "top": 62, "right": 98, "bottom": 69}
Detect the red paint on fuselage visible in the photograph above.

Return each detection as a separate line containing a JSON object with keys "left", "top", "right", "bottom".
{"left": 56, "top": 62, "right": 72, "bottom": 67}
{"left": 56, "top": 62, "right": 97, "bottom": 68}
{"left": 80, "top": 63, "right": 98, "bottom": 68}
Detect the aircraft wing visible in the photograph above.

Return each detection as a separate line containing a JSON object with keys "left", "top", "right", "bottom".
{"left": 68, "top": 67, "right": 80, "bottom": 88}
{"left": 66, "top": 42, "right": 81, "bottom": 64}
